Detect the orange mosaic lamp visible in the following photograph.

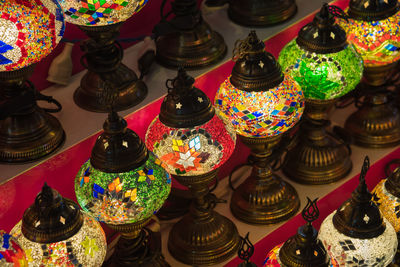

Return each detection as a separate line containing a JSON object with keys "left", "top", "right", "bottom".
{"left": 0, "top": 0, "right": 66, "bottom": 163}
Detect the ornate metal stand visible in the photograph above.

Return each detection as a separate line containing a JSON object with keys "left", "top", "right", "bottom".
{"left": 283, "top": 99, "right": 352, "bottom": 184}
{"left": 156, "top": 0, "right": 227, "bottom": 69}
{"left": 105, "top": 219, "right": 170, "bottom": 267}
{"left": 168, "top": 169, "right": 240, "bottom": 265}
{"left": 0, "top": 66, "right": 65, "bottom": 163}
{"left": 230, "top": 135, "right": 300, "bottom": 225}
{"left": 228, "top": 0, "right": 297, "bottom": 27}
{"left": 75, "top": 23, "right": 147, "bottom": 112}
{"left": 345, "top": 62, "right": 400, "bottom": 148}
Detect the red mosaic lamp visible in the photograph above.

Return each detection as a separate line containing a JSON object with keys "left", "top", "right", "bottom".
{"left": 59, "top": 0, "right": 148, "bottom": 112}
{"left": 145, "top": 68, "right": 239, "bottom": 265}
{"left": 214, "top": 31, "right": 304, "bottom": 225}
{"left": 0, "top": 0, "right": 66, "bottom": 163}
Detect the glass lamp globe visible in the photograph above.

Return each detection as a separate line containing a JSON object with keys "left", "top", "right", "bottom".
{"left": 0, "top": 230, "right": 27, "bottom": 266}
{"left": 319, "top": 156, "right": 398, "bottom": 266}
{"left": 264, "top": 198, "right": 339, "bottom": 267}
{"left": 10, "top": 184, "right": 107, "bottom": 267}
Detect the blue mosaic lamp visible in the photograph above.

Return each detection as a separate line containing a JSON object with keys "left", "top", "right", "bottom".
{"left": 58, "top": 0, "right": 149, "bottom": 112}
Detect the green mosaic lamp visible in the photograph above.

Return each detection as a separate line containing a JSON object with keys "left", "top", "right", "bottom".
{"left": 75, "top": 111, "right": 171, "bottom": 266}
{"left": 59, "top": 0, "right": 149, "bottom": 112}
{"left": 279, "top": 3, "right": 363, "bottom": 185}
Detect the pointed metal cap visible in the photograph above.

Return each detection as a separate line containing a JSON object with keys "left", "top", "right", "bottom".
{"left": 385, "top": 167, "right": 400, "bottom": 198}
{"left": 159, "top": 68, "right": 215, "bottom": 128}
{"left": 296, "top": 4, "right": 348, "bottom": 54}
{"left": 279, "top": 198, "right": 330, "bottom": 267}
{"left": 333, "top": 156, "right": 386, "bottom": 239}
{"left": 90, "top": 111, "right": 148, "bottom": 173}
{"left": 230, "top": 31, "right": 284, "bottom": 92}
{"left": 348, "top": 0, "right": 399, "bottom": 21}
{"left": 21, "top": 183, "right": 83, "bottom": 243}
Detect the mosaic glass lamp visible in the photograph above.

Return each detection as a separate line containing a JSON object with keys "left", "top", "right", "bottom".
{"left": 10, "top": 183, "right": 107, "bottom": 266}
{"left": 228, "top": 0, "right": 297, "bottom": 27}
{"left": 0, "top": 230, "right": 27, "bottom": 266}
{"left": 0, "top": 0, "right": 66, "bottom": 163}
{"left": 59, "top": 0, "right": 148, "bottom": 112}
{"left": 319, "top": 156, "right": 398, "bottom": 266}
{"left": 145, "top": 68, "right": 239, "bottom": 265}
{"left": 338, "top": 0, "right": 400, "bottom": 148}
{"left": 214, "top": 31, "right": 304, "bottom": 225}
{"left": 279, "top": 4, "right": 363, "bottom": 185}
{"left": 155, "top": 0, "right": 227, "bottom": 69}
{"left": 264, "top": 198, "right": 339, "bottom": 267}
{"left": 372, "top": 165, "right": 400, "bottom": 265}
{"left": 75, "top": 110, "right": 171, "bottom": 266}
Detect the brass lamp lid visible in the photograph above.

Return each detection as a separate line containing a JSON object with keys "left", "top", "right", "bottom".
{"left": 279, "top": 198, "right": 330, "bottom": 267}
{"left": 296, "top": 4, "right": 347, "bottom": 54}
{"left": 230, "top": 31, "right": 284, "bottom": 92}
{"left": 348, "top": 0, "right": 399, "bottom": 21}
{"left": 21, "top": 183, "right": 83, "bottom": 243}
{"left": 384, "top": 167, "right": 400, "bottom": 198}
{"left": 90, "top": 111, "right": 148, "bottom": 173}
{"left": 333, "top": 156, "right": 386, "bottom": 239}
{"left": 159, "top": 68, "right": 215, "bottom": 128}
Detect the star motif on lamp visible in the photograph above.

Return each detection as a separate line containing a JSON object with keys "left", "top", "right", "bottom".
{"left": 364, "top": 2, "right": 369, "bottom": 8}
{"left": 122, "top": 141, "right": 128, "bottom": 148}
{"left": 177, "top": 151, "right": 196, "bottom": 169}
{"left": 198, "top": 97, "right": 203, "bottom": 103}
{"left": 363, "top": 214, "right": 370, "bottom": 223}
{"left": 313, "top": 32, "right": 319, "bottom": 38}
{"left": 176, "top": 103, "right": 182, "bottom": 109}
{"left": 104, "top": 142, "right": 109, "bottom": 149}
{"left": 59, "top": 216, "right": 65, "bottom": 225}
{"left": 330, "top": 32, "right": 335, "bottom": 39}
{"left": 81, "top": 236, "right": 99, "bottom": 257}
{"left": 258, "top": 61, "right": 264, "bottom": 68}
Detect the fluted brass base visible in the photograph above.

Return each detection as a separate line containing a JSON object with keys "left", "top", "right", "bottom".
{"left": 156, "top": 18, "right": 227, "bottom": 70}
{"left": 168, "top": 170, "right": 240, "bottom": 265}
{"left": 0, "top": 66, "right": 65, "bottom": 163}
{"left": 283, "top": 99, "right": 352, "bottom": 184}
{"left": 75, "top": 23, "right": 147, "bottom": 113}
{"left": 231, "top": 135, "right": 300, "bottom": 225}
{"left": 228, "top": 0, "right": 297, "bottom": 26}
{"left": 105, "top": 219, "right": 170, "bottom": 267}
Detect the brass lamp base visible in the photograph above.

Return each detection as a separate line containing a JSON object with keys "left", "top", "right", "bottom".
{"left": 283, "top": 99, "right": 352, "bottom": 185}
{"left": 230, "top": 135, "right": 300, "bottom": 225}
{"left": 75, "top": 23, "right": 147, "bottom": 113}
{"left": 168, "top": 170, "right": 240, "bottom": 265}
{"left": 105, "top": 219, "right": 170, "bottom": 267}
{"left": 228, "top": 0, "right": 297, "bottom": 27}
{"left": 345, "top": 63, "right": 400, "bottom": 148}
{"left": 156, "top": 18, "right": 227, "bottom": 70}
{"left": 0, "top": 66, "right": 65, "bottom": 163}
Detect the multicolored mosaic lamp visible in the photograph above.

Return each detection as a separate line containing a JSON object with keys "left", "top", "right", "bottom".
{"left": 372, "top": 163, "right": 400, "bottom": 265}
{"left": 145, "top": 69, "right": 239, "bottom": 265}
{"left": 75, "top": 111, "right": 171, "bottom": 266}
{"left": 155, "top": 0, "right": 227, "bottom": 69}
{"left": 228, "top": 0, "right": 297, "bottom": 26}
{"left": 279, "top": 4, "right": 363, "bottom": 185}
{"left": 0, "top": 0, "right": 66, "bottom": 163}
{"left": 214, "top": 31, "right": 304, "bottom": 224}
{"left": 0, "top": 230, "right": 27, "bottom": 266}
{"left": 59, "top": 0, "right": 148, "bottom": 112}
{"left": 264, "top": 198, "right": 339, "bottom": 267}
{"left": 338, "top": 0, "right": 400, "bottom": 147}
{"left": 10, "top": 183, "right": 107, "bottom": 266}
{"left": 319, "top": 156, "right": 398, "bottom": 266}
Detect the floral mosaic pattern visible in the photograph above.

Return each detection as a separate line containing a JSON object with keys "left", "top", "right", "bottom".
{"left": 0, "top": 230, "right": 27, "bottom": 266}
{"left": 60, "top": 0, "right": 147, "bottom": 26}
{"left": 215, "top": 75, "right": 304, "bottom": 137}
{"left": 75, "top": 152, "right": 171, "bottom": 224}
{"left": 0, "top": 0, "right": 65, "bottom": 71}
{"left": 318, "top": 213, "right": 397, "bottom": 267}
{"left": 279, "top": 40, "right": 363, "bottom": 100}
{"left": 337, "top": 11, "right": 400, "bottom": 67}
{"left": 372, "top": 179, "right": 400, "bottom": 232}
{"left": 11, "top": 215, "right": 106, "bottom": 267}
{"left": 145, "top": 112, "right": 236, "bottom": 176}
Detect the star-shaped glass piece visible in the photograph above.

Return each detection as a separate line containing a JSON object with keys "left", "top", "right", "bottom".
{"left": 176, "top": 103, "right": 182, "bottom": 109}
{"left": 258, "top": 61, "right": 264, "bottom": 68}
{"left": 80, "top": 236, "right": 99, "bottom": 257}
{"left": 313, "top": 32, "right": 319, "bottom": 38}
{"left": 363, "top": 214, "right": 370, "bottom": 223}
{"left": 198, "top": 97, "right": 203, "bottom": 103}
